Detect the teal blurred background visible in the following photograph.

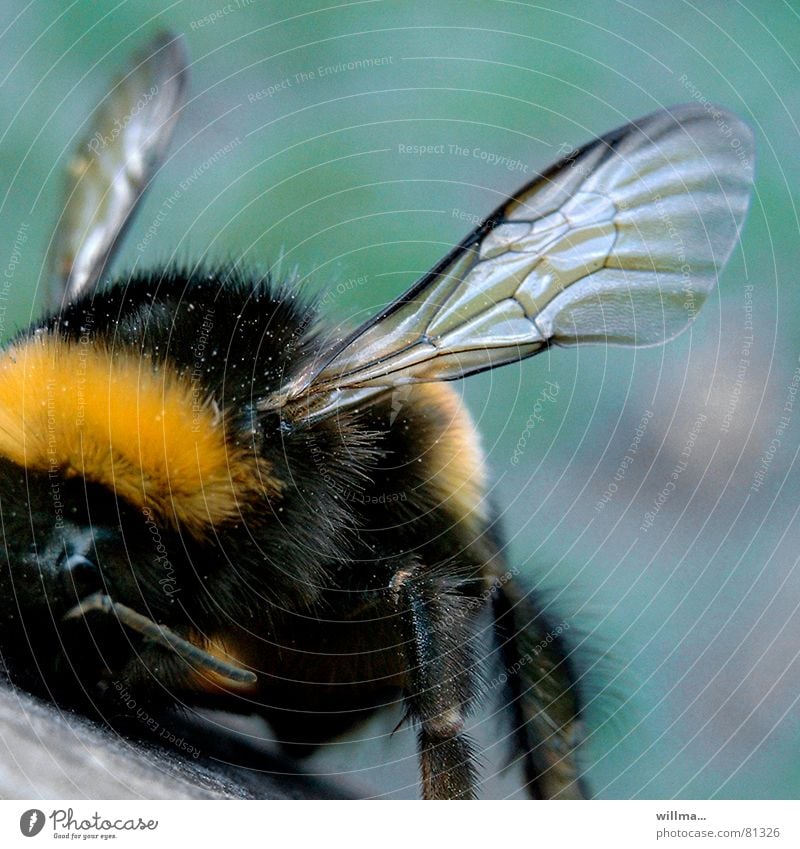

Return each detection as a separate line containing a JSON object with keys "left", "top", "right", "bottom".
{"left": 0, "top": 0, "right": 798, "bottom": 798}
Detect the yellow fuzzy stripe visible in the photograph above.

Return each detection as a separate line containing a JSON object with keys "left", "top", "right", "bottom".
{"left": 410, "top": 383, "right": 488, "bottom": 529}
{"left": 0, "top": 334, "right": 276, "bottom": 536}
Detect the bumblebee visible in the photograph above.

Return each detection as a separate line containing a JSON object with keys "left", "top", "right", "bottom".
{"left": 0, "top": 33, "right": 754, "bottom": 799}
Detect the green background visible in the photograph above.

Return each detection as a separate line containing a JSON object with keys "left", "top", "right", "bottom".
{"left": 0, "top": 0, "right": 798, "bottom": 798}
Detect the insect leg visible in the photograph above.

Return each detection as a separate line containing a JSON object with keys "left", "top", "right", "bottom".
{"left": 491, "top": 582, "right": 586, "bottom": 798}
{"left": 391, "top": 565, "right": 480, "bottom": 800}
{"left": 64, "top": 592, "right": 256, "bottom": 685}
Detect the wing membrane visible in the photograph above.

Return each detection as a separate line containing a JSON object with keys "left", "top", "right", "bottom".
{"left": 45, "top": 32, "right": 189, "bottom": 309}
{"left": 272, "top": 103, "right": 754, "bottom": 419}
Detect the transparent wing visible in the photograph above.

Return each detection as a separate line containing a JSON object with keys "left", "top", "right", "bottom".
{"left": 274, "top": 103, "right": 754, "bottom": 420}
{"left": 45, "top": 32, "right": 189, "bottom": 309}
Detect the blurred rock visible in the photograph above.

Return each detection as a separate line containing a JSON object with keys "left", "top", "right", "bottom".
{"left": 0, "top": 682, "right": 353, "bottom": 799}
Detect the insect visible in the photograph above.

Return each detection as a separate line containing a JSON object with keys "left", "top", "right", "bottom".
{"left": 0, "top": 33, "right": 754, "bottom": 799}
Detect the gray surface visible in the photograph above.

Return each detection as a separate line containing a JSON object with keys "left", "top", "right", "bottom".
{"left": 0, "top": 683, "right": 352, "bottom": 799}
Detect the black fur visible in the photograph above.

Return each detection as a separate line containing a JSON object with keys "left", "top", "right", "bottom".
{"left": 0, "top": 265, "right": 583, "bottom": 798}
